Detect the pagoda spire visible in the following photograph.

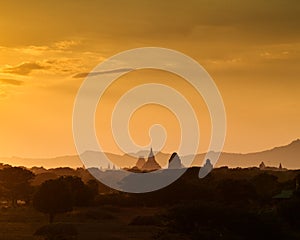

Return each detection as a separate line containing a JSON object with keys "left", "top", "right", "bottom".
{"left": 149, "top": 147, "right": 154, "bottom": 158}
{"left": 141, "top": 147, "right": 161, "bottom": 171}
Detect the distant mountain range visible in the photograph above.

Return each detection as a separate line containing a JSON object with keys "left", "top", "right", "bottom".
{"left": 195, "top": 139, "right": 300, "bottom": 169}
{"left": 0, "top": 139, "right": 299, "bottom": 169}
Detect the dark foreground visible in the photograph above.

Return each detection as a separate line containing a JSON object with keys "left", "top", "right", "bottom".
{"left": 1, "top": 166, "right": 300, "bottom": 240}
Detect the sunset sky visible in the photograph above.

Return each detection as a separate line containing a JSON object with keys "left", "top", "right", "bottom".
{"left": 0, "top": 0, "right": 299, "bottom": 158}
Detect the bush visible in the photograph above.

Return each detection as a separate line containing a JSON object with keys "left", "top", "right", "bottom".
{"left": 165, "top": 202, "right": 293, "bottom": 240}
{"left": 34, "top": 223, "right": 78, "bottom": 240}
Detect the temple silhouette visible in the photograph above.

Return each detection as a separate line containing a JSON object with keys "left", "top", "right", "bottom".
{"left": 168, "top": 152, "right": 183, "bottom": 169}
{"left": 139, "top": 148, "right": 161, "bottom": 171}
{"left": 133, "top": 149, "right": 186, "bottom": 171}
{"left": 259, "top": 161, "right": 287, "bottom": 171}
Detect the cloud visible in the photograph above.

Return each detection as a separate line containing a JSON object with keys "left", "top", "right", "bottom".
{"left": 0, "top": 78, "right": 23, "bottom": 86}
{"left": 19, "top": 46, "right": 49, "bottom": 56}
{"left": 43, "top": 58, "right": 87, "bottom": 74}
{"left": 72, "top": 68, "right": 134, "bottom": 78}
{"left": 1, "top": 62, "right": 46, "bottom": 75}
{"left": 1, "top": 0, "right": 299, "bottom": 48}
{"left": 53, "top": 40, "right": 80, "bottom": 50}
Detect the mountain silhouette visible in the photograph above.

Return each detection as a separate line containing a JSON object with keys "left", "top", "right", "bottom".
{"left": 189, "top": 139, "right": 300, "bottom": 169}
{"left": 0, "top": 139, "right": 299, "bottom": 169}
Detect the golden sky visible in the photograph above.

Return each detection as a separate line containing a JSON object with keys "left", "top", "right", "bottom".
{"left": 0, "top": 0, "right": 299, "bottom": 158}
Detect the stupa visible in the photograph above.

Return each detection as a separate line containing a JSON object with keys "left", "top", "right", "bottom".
{"left": 141, "top": 148, "right": 161, "bottom": 171}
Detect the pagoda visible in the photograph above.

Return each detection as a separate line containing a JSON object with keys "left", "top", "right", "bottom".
{"left": 141, "top": 148, "right": 161, "bottom": 171}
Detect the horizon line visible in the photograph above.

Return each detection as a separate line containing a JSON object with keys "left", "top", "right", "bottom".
{"left": 0, "top": 138, "right": 299, "bottom": 160}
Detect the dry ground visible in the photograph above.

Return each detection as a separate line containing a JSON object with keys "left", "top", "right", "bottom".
{"left": 0, "top": 206, "right": 168, "bottom": 240}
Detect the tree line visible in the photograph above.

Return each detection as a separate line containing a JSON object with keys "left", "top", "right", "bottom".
{"left": 0, "top": 166, "right": 98, "bottom": 223}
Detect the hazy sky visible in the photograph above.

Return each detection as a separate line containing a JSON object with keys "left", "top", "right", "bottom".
{"left": 0, "top": 0, "right": 299, "bottom": 158}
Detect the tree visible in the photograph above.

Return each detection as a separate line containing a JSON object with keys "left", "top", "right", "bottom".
{"left": 0, "top": 166, "right": 34, "bottom": 207}
{"left": 62, "top": 176, "right": 94, "bottom": 206}
{"left": 33, "top": 176, "right": 96, "bottom": 223}
{"left": 33, "top": 178, "right": 73, "bottom": 223}
{"left": 278, "top": 198, "right": 300, "bottom": 228}
{"left": 252, "top": 173, "right": 279, "bottom": 202}
{"left": 86, "top": 179, "right": 99, "bottom": 197}
{"left": 216, "top": 178, "right": 257, "bottom": 203}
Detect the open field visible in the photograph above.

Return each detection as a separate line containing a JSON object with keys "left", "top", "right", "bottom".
{"left": 0, "top": 206, "right": 168, "bottom": 240}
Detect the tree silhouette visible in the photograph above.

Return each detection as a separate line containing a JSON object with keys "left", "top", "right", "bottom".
{"left": 33, "top": 178, "right": 73, "bottom": 223}
{"left": 86, "top": 179, "right": 99, "bottom": 197}
{"left": 278, "top": 197, "right": 300, "bottom": 228}
{"left": 62, "top": 176, "right": 95, "bottom": 206}
{"left": 33, "top": 176, "right": 96, "bottom": 223}
{"left": 0, "top": 166, "right": 34, "bottom": 207}
{"left": 252, "top": 173, "right": 279, "bottom": 202}
{"left": 216, "top": 178, "right": 257, "bottom": 203}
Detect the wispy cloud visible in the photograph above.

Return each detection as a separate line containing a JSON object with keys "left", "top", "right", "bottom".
{"left": 1, "top": 62, "right": 46, "bottom": 75}
{"left": 72, "top": 68, "right": 134, "bottom": 78}
{"left": 0, "top": 78, "right": 23, "bottom": 86}
{"left": 53, "top": 40, "right": 80, "bottom": 50}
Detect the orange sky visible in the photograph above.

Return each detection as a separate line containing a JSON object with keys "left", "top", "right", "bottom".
{"left": 0, "top": 0, "right": 299, "bottom": 158}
